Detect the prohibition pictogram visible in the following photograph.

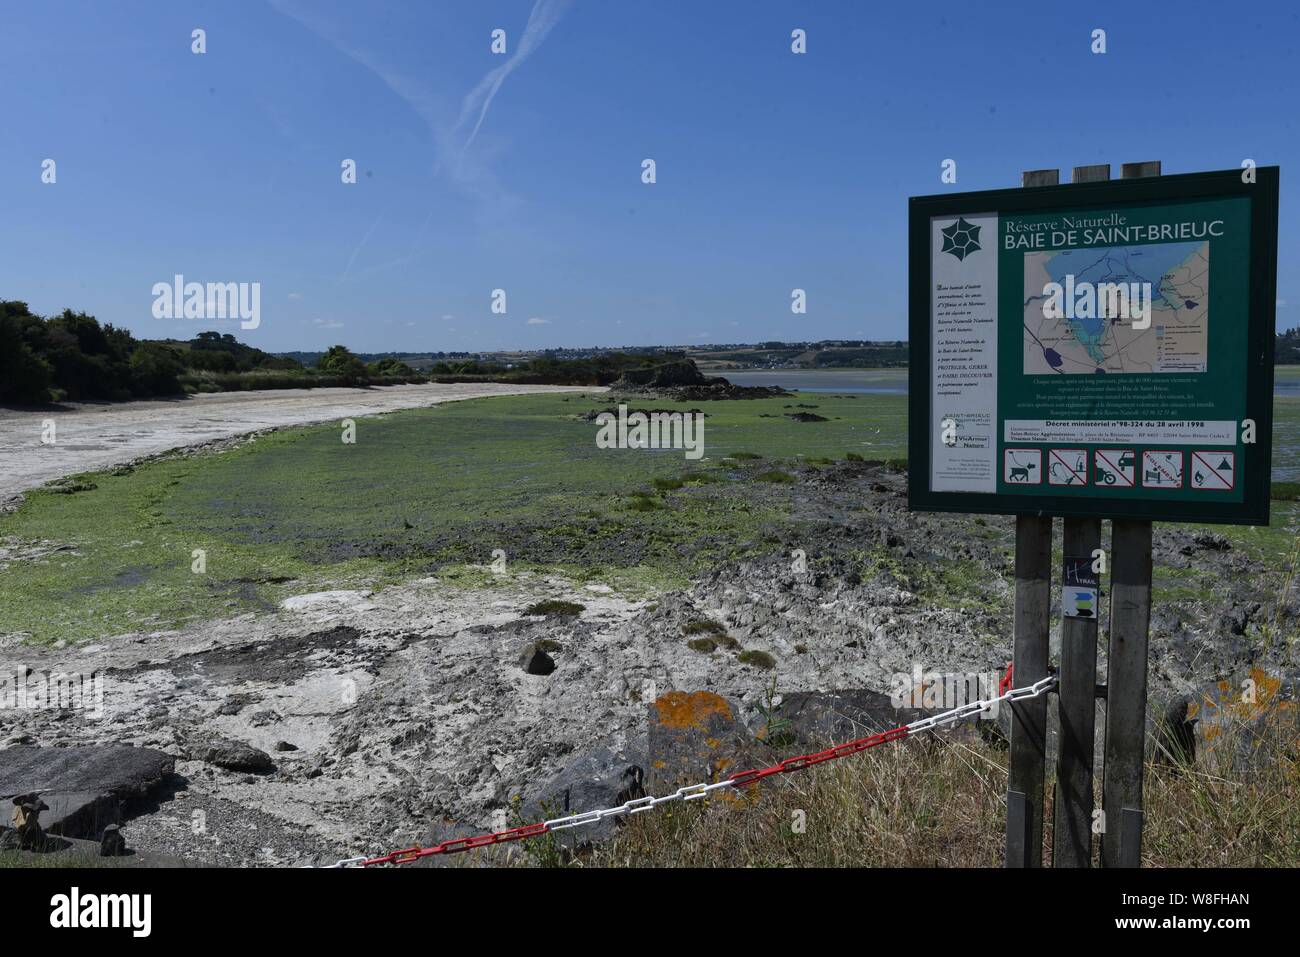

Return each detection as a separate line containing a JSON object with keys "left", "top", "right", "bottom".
{"left": 1048, "top": 448, "right": 1088, "bottom": 486}
{"left": 1003, "top": 448, "right": 1041, "bottom": 485}
{"left": 1094, "top": 449, "right": 1135, "bottom": 487}
{"left": 1191, "top": 450, "right": 1236, "bottom": 490}
{"left": 1141, "top": 450, "right": 1184, "bottom": 489}
{"left": 1045, "top": 447, "right": 1086, "bottom": 486}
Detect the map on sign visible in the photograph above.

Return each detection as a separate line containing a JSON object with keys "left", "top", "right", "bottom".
{"left": 1023, "top": 241, "right": 1209, "bottom": 374}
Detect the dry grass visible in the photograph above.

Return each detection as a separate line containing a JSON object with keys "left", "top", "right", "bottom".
{"left": 588, "top": 734, "right": 1009, "bottom": 867}
{"left": 571, "top": 714, "right": 1299, "bottom": 868}
{"left": 1141, "top": 714, "right": 1300, "bottom": 867}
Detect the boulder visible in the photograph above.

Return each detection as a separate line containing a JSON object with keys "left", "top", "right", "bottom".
{"left": 522, "top": 738, "right": 648, "bottom": 846}
{"left": 760, "top": 688, "right": 993, "bottom": 752}
{"left": 1179, "top": 668, "right": 1300, "bottom": 771}
{"left": 647, "top": 691, "right": 760, "bottom": 791}
{"left": 99, "top": 823, "right": 127, "bottom": 857}
{"left": 187, "top": 737, "right": 275, "bottom": 773}
{"left": 0, "top": 745, "right": 173, "bottom": 839}
{"left": 517, "top": 644, "right": 556, "bottom": 677}
{"left": 754, "top": 689, "right": 925, "bottom": 747}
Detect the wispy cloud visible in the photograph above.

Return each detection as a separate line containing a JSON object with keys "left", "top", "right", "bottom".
{"left": 270, "top": 0, "right": 572, "bottom": 192}
{"left": 341, "top": 212, "right": 384, "bottom": 279}
{"left": 453, "top": 0, "right": 573, "bottom": 153}
{"left": 269, "top": 0, "right": 573, "bottom": 288}
{"left": 526, "top": 317, "right": 551, "bottom": 325}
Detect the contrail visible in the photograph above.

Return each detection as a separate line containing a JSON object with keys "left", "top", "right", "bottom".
{"left": 455, "top": 0, "right": 573, "bottom": 152}
{"left": 342, "top": 212, "right": 384, "bottom": 280}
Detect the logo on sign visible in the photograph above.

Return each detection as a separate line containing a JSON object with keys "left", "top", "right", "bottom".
{"left": 939, "top": 218, "right": 982, "bottom": 261}
{"left": 1063, "top": 557, "right": 1100, "bottom": 620}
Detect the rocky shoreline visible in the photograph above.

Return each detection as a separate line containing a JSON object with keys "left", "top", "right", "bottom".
{"left": 2, "top": 459, "right": 1296, "bottom": 866}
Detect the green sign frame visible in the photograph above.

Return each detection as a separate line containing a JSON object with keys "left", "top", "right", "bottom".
{"left": 908, "top": 168, "right": 1278, "bottom": 525}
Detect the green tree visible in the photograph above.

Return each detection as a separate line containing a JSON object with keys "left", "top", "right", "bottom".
{"left": 316, "top": 344, "right": 367, "bottom": 381}
{"left": 368, "top": 356, "right": 415, "bottom": 377}
{"left": 0, "top": 309, "right": 53, "bottom": 403}
{"left": 127, "top": 342, "right": 184, "bottom": 396}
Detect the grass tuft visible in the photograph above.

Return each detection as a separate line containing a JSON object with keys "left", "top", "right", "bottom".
{"left": 523, "top": 600, "right": 585, "bottom": 618}
{"left": 736, "top": 649, "right": 776, "bottom": 669}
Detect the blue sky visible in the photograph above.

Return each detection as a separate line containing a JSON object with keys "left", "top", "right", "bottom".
{"left": 2, "top": 0, "right": 1296, "bottom": 353}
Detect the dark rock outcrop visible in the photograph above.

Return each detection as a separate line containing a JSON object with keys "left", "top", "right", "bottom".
{"left": 523, "top": 739, "right": 648, "bottom": 846}
{"left": 0, "top": 745, "right": 174, "bottom": 839}
{"left": 612, "top": 359, "right": 789, "bottom": 400}
{"left": 186, "top": 737, "right": 275, "bottom": 773}
{"left": 646, "top": 691, "right": 761, "bottom": 791}
{"left": 517, "top": 643, "right": 557, "bottom": 676}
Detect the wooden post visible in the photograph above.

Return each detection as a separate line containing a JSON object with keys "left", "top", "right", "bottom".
{"left": 1053, "top": 515, "right": 1101, "bottom": 866}
{"left": 1005, "top": 168, "right": 1058, "bottom": 868}
{"left": 1007, "top": 515, "right": 1052, "bottom": 866}
{"left": 1049, "top": 164, "right": 1109, "bottom": 868}
{"left": 1102, "top": 519, "right": 1153, "bottom": 867}
{"left": 1100, "top": 161, "right": 1161, "bottom": 868}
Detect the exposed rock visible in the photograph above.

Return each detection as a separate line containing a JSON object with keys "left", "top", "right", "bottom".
{"left": 280, "top": 589, "right": 374, "bottom": 612}
{"left": 613, "top": 359, "right": 709, "bottom": 389}
{"left": 273, "top": 741, "right": 299, "bottom": 752}
{"left": 99, "top": 823, "right": 127, "bottom": 857}
{"left": 755, "top": 689, "right": 923, "bottom": 746}
{"left": 523, "top": 739, "right": 647, "bottom": 845}
{"left": 1184, "top": 668, "right": 1300, "bottom": 772}
{"left": 611, "top": 359, "right": 788, "bottom": 400}
{"left": 187, "top": 737, "right": 275, "bottom": 773}
{"left": 517, "top": 643, "right": 557, "bottom": 676}
{"left": 1154, "top": 694, "right": 1197, "bottom": 764}
{"left": 647, "top": 691, "right": 760, "bottom": 790}
{"left": 0, "top": 745, "right": 173, "bottom": 839}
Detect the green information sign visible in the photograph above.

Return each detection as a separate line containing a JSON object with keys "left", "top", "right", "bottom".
{"left": 908, "top": 168, "right": 1278, "bottom": 525}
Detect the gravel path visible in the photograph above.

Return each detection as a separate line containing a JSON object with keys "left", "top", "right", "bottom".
{"left": 0, "top": 383, "right": 599, "bottom": 499}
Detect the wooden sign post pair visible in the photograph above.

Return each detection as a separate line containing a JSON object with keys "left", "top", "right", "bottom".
{"left": 1005, "top": 162, "right": 1160, "bottom": 869}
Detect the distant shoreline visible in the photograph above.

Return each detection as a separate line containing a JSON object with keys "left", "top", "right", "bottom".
{"left": 722, "top": 366, "right": 1300, "bottom": 398}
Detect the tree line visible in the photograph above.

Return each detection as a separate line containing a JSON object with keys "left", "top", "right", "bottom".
{"left": 0, "top": 301, "right": 667, "bottom": 404}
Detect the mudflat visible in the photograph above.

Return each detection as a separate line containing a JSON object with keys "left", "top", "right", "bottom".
{"left": 0, "top": 383, "right": 598, "bottom": 499}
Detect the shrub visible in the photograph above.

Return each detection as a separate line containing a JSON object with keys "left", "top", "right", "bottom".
{"left": 737, "top": 650, "right": 776, "bottom": 669}
{"left": 523, "top": 600, "right": 585, "bottom": 617}
{"left": 1271, "top": 482, "right": 1300, "bottom": 501}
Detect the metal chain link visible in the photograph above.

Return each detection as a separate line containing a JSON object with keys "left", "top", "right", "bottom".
{"left": 323, "top": 665, "right": 1058, "bottom": 867}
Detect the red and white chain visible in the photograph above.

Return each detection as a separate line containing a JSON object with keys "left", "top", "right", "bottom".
{"left": 325, "top": 664, "right": 1056, "bottom": 867}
